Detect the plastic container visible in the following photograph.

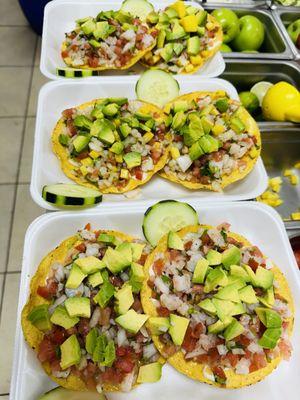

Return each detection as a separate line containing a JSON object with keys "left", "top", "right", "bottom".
{"left": 10, "top": 201, "right": 300, "bottom": 400}
{"left": 40, "top": 0, "right": 225, "bottom": 80}
{"left": 30, "top": 76, "right": 268, "bottom": 210}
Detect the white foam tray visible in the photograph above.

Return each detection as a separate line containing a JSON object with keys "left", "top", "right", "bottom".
{"left": 41, "top": 0, "right": 225, "bottom": 80}
{"left": 30, "top": 77, "right": 268, "bottom": 210}
{"left": 10, "top": 201, "right": 300, "bottom": 400}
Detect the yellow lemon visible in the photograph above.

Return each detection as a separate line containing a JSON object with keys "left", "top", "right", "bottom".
{"left": 262, "top": 81, "right": 300, "bottom": 122}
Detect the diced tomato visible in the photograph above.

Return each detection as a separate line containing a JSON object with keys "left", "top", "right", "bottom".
{"left": 191, "top": 322, "right": 205, "bottom": 338}
{"left": 173, "top": 134, "right": 183, "bottom": 143}
{"left": 224, "top": 352, "right": 239, "bottom": 367}
{"left": 182, "top": 327, "right": 197, "bottom": 353}
{"left": 131, "top": 297, "right": 142, "bottom": 312}
{"left": 157, "top": 306, "right": 170, "bottom": 317}
{"left": 50, "top": 326, "right": 67, "bottom": 345}
{"left": 162, "top": 343, "right": 177, "bottom": 357}
{"left": 134, "top": 167, "right": 143, "bottom": 180}
{"left": 78, "top": 318, "right": 90, "bottom": 337}
{"left": 201, "top": 233, "right": 212, "bottom": 246}
{"left": 153, "top": 259, "right": 164, "bottom": 276}
{"left": 208, "top": 31, "right": 216, "bottom": 39}
{"left": 282, "top": 321, "right": 289, "bottom": 330}
{"left": 136, "top": 33, "right": 144, "bottom": 42}
{"left": 61, "top": 50, "right": 69, "bottom": 58}
{"left": 133, "top": 18, "right": 141, "bottom": 26}
{"left": 278, "top": 339, "right": 292, "bottom": 361}
{"left": 138, "top": 253, "right": 147, "bottom": 266}
{"left": 37, "top": 280, "right": 58, "bottom": 300}
{"left": 110, "top": 276, "right": 123, "bottom": 287}
{"left": 184, "top": 240, "right": 192, "bottom": 250}
{"left": 248, "top": 258, "right": 259, "bottom": 271}
{"left": 212, "top": 366, "right": 226, "bottom": 380}
{"left": 38, "top": 338, "right": 57, "bottom": 363}
{"left": 114, "top": 46, "right": 122, "bottom": 56}
{"left": 50, "top": 359, "right": 61, "bottom": 373}
{"left": 244, "top": 349, "right": 252, "bottom": 359}
{"left": 116, "top": 346, "right": 129, "bottom": 357}
{"left": 70, "top": 44, "right": 78, "bottom": 51}
{"left": 75, "top": 242, "right": 86, "bottom": 252}
{"left": 192, "top": 167, "right": 200, "bottom": 177}
{"left": 212, "top": 150, "right": 225, "bottom": 162}
{"left": 151, "top": 29, "right": 159, "bottom": 38}
{"left": 84, "top": 223, "right": 91, "bottom": 230}
{"left": 236, "top": 334, "right": 251, "bottom": 347}
{"left": 88, "top": 57, "right": 99, "bottom": 68}
{"left": 227, "top": 237, "right": 242, "bottom": 247}
{"left": 85, "top": 378, "right": 97, "bottom": 391}
{"left": 66, "top": 119, "right": 77, "bottom": 136}
{"left": 208, "top": 348, "right": 221, "bottom": 363}
{"left": 169, "top": 249, "right": 180, "bottom": 261}
{"left": 196, "top": 354, "right": 209, "bottom": 364}
{"left": 76, "top": 151, "right": 89, "bottom": 160}
{"left": 249, "top": 353, "right": 267, "bottom": 372}
{"left": 99, "top": 308, "right": 111, "bottom": 326}
{"left": 151, "top": 149, "right": 161, "bottom": 164}
{"left": 101, "top": 367, "right": 124, "bottom": 384}
{"left": 114, "top": 358, "right": 135, "bottom": 373}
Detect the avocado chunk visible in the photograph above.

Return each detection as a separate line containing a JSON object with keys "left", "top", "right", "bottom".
{"left": 208, "top": 317, "right": 232, "bottom": 334}
{"left": 222, "top": 246, "right": 241, "bottom": 269}
{"left": 88, "top": 271, "right": 103, "bottom": 288}
{"left": 28, "top": 304, "right": 52, "bottom": 331}
{"left": 242, "top": 264, "right": 257, "bottom": 285}
{"left": 224, "top": 318, "right": 244, "bottom": 341}
{"left": 230, "top": 116, "right": 245, "bottom": 134}
{"left": 215, "top": 98, "right": 229, "bottom": 113}
{"left": 229, "top": 264, "right": 250, "bottom": 282}
{"left": 100, "top": 340, "right": 116, "bottom": 367}
{"left": 93, "top": 21, "right": 112, "bottom": 40}
{"left": 92, "top": 334, "right": 108, "bottom": 363}
{"left": 173, "top": 42, "right": 184, "bottom": 56}
{"left": 169, "top": 314, "right": 189, "bottom": 346}
{"left": 103, "top": 103, "right": 119, "bottom": 117}
{"left": 137, "top": 362, "right": 162, "bottom": 383}
{"left": 199, "top": 135, "right": 219, "bottom": 153}
{"left": 196, "top": 10, "right": 207, "bottom": 26}
{"left": 73, "top": 115, "right": 93, "bottom": 130}
{"left": 97, "top": 233, "right": 116, "bottom": 244}
{"left": 157, "top": 30, "right": 166, "bottom": 48}
{"left": 81, "top": 18, "right": 96, "bottom": 35}
{"left": 123, "top": 151, "right": 142, "bottom": 169}
{"left": 187, "top": 36, "right": 201, "bottom": 55}
{"left": 172, "top": 111, "right": 187, "bottom": 130}
{"left": 116, "top": 241, "right": 133, "bottom": 263}
{"left": 212, "top": 298, "right": 234, "bottom": 321}
{"left": 214, "top": 284, "right": 240, "bottom": 303}
{"left": 129, "top": 262, "right": 145, "bottom": 293}
{"left": 160, "top": 43, "right": 174, "bottom": 62}
{"left": 59, "top": 134, "right": 70, "bottom": 147}
{"left": 167, "top": 21, "right": 186, "bottom": 40}
{"left": 147, "top": 317, "right": 170, "bottom": 335}
{"left": 230, "top": 301, "right": 246, "bottom": 316}
{"left": 60, "top": 334, "right": 81, "bottom": 370}
{"left": 204, "top": 266, "right": 228, "bottom": 293}
{"left": 206, "top": 249, "right": 222, "bottom": 266}
{"left": 50, "top": 305, "right": 79, "bottom": 329}
{"left": 115, "top": 309, "right": 148, "bottom": 334}
{"left": 226, "top": 275, "right": 247, "bottom": 289}
{"left": 65, "top": 297, "right": 91, "bottom": 318}
{"left": 131, "top": 243, "right": 145, "bottom": 262}
{"left": 75, "top": 256, "right": 105, "bottom": 274}
{"left": 173, "top": 100, "right": 190, "bottom": 113}
{"left": 89, "top": 39, "right": 101, "bottom": 48}
{"left": 201, "top": 116, "right": 214, "bottom": 135}
{"left": 258, "top": 287, "right": 275, "bottom": 308}
{"left": 189, "top": 141, "right": 204, "bottom": 161}
{"left": 94, "top": 280, "right": 115, "bottom": 308}
{"left": 134, "top": 112, "right": 152, "bottom": 122}
{"left": 255, "top": 307, "right": 282, "bottom": 328}
{"left": 114, "top": 284, "right": 134, "bottom": 315}
{"left": 192, "top": 258, "right": 209, "bottom": 284}
{"left": 183, "top": 126, "right": 203, "bottom": 147}
{"left": 103, "top": 246, "right": 131, "bottom": 274}
{"left": 73, "top": 135, "right": 90, "bottom": 153}
{"left": 165, "top": 7, "right": 178, "bottom": 19}
{"left": 66, "top": 264, "right": 87, "bottom": 289}
{"left": 85, "top": 327, "right": 98, "bottom": 355}
{"left": 168, "top": 231, "right": 184, "bottom": 250}
{"left": 119, "top": 123, "right": 132, "bottom": 138}
{"left": 91, "top": 119, "right": 115, "bottom": 145}
{"left": 110, "top": 141, "right": 124, "bottom": 155}
{"left": 239, "top": 285, "right": 258, "bottom": 304}
{"left": 198, "top": 298, "right": 217, "bottom": 315}
{"left": 107, "top": 97, "right": 127, "bottom": 106}
{"left": 255, "top": 266, "right": 274, "bottom": 290}
{"left": 258, "top": 328, "right": 282, "bottom": 349}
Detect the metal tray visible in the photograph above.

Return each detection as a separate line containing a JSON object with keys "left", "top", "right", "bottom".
{"left": 260, "top": 125, "right": 300, "bottom": 229}
{"left": 273, "top": 9, "right": 300, "bottom": 59}
{"left": 203, "top": 3, "right": 293, "bottom": 59}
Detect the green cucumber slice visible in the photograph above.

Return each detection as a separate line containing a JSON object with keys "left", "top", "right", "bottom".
{"left": 143, "top": 200, "right": 198, "bottom": 246}
{"left": 121, "top": 0, "right": 154, "bottom": 20}
{"left": 56, "top": 68, "right": 102, "bottom": 78}
{"left": 38, "top": 387, "right": 106, "bottom": 399}
{"left": 42, "top": 184, "right": 102, "bottom": 206}
{"left": 135, "top": 70, "right": 180, "bottom": 108}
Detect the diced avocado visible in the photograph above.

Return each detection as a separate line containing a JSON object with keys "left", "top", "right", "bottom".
{"left": 242, "top": 264, "right": 257, "bottom": 285}
{"left": 230, "top": 302, "right": 246, "bottom": 316}
{"left": 226, "top": 275, "right": 246, "bottom": 289}
{"left": 165, "top": 7, "right": 178, "bottom": 19}
{"left": 258, "top": 328, "right": 282, "bottom": 349}
{"left": 198, "top": 298, "right": 216, "bottom": 315}
{"left": 172, "top": 111, "right": 187, "bottom": 131}
{"left": 134, "top": 112, "right": 152, "bottom": 121}
{"left": 230, "top": 116, "right": 245, "bottom": 134}
{"left": 168, "top": 231, "right": 184, "bottom": 250}
{"left": 91, "top": 119, "right": 115, "bottom": 145}
{"left": 192, "top": 258, "right": 209, "bottom": 284}
{"left": 75, "top": 256, "right": 105, "bottom": 275}
{"left": 215, "top": 98, "right": 229, "bottom": 113}
{"left": 222, "top": 246, "right": 241, "bottom": 269}
{"left": 28, "top": 304, "right": 52, "bottom": 331}
{"left": 258, "top": 287, "right": 275, "bottom": 308}
{"left": 137, "top": 362, "right": 162, "bottom": 383}
{"left": 119, "top": 123, "right": 132, "bottom": 138}
{"left": 206, "top": 249, "right": 222, "bottom": 266}
{"left": 187, "top": 36, "right": 201, "bottom": 56}
{"left": 88, "top": 271, "right": 103, "bottom": 288}
{"left": 85, "top": 327, "right": 98, "bottom": 355}
{"left": 169, "top": 20, "right": 186, "bottom": 40}
{"left": 169, "top": 314, "right": 189, "bottom": 346}
{"left": 116, "top": 242, "right": 133, "bottom": 264}
{"left": 114, "top": 283, "right": 134, "bottom": 315}
{"left": 214, "top": 284, "right": 240, "bottom": 303}
{"left": 97, "top": 233, "right": 115, "bottom": 245}
{"left": 116, "top": 309, "right": 148, "bottom": 334}
{"left": 160, "top": 43, "right": 174, "bottom": 62}
{"left": 224, "top": 318, "right": 244, "bottom": 341}
{"left": 66, "top": 264, "right": 87, "bottom": 289}
{"left": 201, "top": 116, "right": 214, "bottom": 135}
{"left": 147, "top": 11, "right": 159, "bottom": 24}
{"left": 196, "top": 10, "right": 207, "bottom": 26}
{"left": 89, "top": 39, "right": 101, "bottom": 48}
{"left": 81, "top": 19, "right": 96, "bottom": 35}
{"left": 93, "top": 21, "right": 110, "bottom": 40}
{"left": 110, "top": 141, "right": 124, "bottom": 155}
{"left": 183, "top": 126, "right": 203, "bottom": 147}
{"left": 73, "top": 115, "right": 93, "bottom": 130}
{"left": 59, "top": 134, "right": 70, "bottom": 146}
{"left": 94, "top": 280, "right": 115, "bottom": 307}
{"left": 204, "top": 267, "right": 228, "bottom": 293}
{"left": 107, "top": 97, "right": 127, "bottom": 106}
{"left": 212, "top": 298, "right": 234, "bottom": 321}
{"left": 147, "top": 317, "right": 170, "bottom": 335}
{"left": 60, "top": 334, "right": 81, "bottom": 370}
{"left": 186, "top": 5, "right": 198, "bottom": 15}
{"left": 50, "top": 305, "right": 79, "bottom": 329}
{"left": 173, "top": 42, "right": 184, "bottom": 56}
{"left": 73, "top": 135, "right": 90, "bottom": 153}
{"left": 229, "top": 264, "right": 250, "bottom": 281}
{"left": 173, "top": 100, "right": 190, "bottom": 113}
{"left": 103, "top": 248, "right": 129, "bottom": 274}
{"left": 100, "top": 339, "right": 116, "bottom": 367}
{"left": 208, "top": 317, "right": 232, "bottom": 334}
{"left": 131, "top": 243, "right": 145, "bottom": 262}
{"left": 239, "top": 285, "right": 258, "bottom": 304}
{"left": 199, "top": 135, "right": 219, "bottom": 153}
{"left": 180, "top": 15, "right": 198, "bottom": 32}
{"left": 92, "top": 334, "right": 108, "bottom": 363}
{"left": 255, "top": 266, "right": 274, "bottom": 290}
{"left": 255, "top": 307, "right": 282, "bottom": 328}
{"left": 129, "top": 262, "right": 145, "bottom": 293}
{"left": 76, "top": 16, "right": 91, "bottom": 25}
{"left": 123, "top": 151, "right": 142, "bottom": 169}
{"left": 189, "top": 141, "right": 204, "bottom": 161}
{"left": 103, "top": 103, "right": 119, "bottom": 117}
{"left": 65, "top": 297, "right": 91, "bottom": 318}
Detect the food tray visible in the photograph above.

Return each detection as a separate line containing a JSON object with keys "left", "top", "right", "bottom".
{"left": 41, "top": 0, "right": 225, "bottom": 80}
{"left": 30, "top": 76, "right": 268, "bottom": 210}
{"left": 10, "top": 201, "right": 300, "bottom": 400}
{"left": 273, "top": 9, "right": 300, "bottom": 60}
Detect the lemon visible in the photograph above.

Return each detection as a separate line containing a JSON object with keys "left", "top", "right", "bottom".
{"left": 262, "top": 81, "right": 300, "bottom": 122}
{"left": 250, "top": 81, "right": 273, "bottom": 106}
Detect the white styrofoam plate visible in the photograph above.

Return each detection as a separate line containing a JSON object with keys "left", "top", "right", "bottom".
{"left": 30, "top": 77, "right": 268, "bottom": 210}
{"left": 10, "top": 201, "right": 300, "bottom": 400}
{"left": 41, "top": 0, "right": 225, "bottom": 80}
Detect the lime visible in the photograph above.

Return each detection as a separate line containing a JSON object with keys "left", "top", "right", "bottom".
{"left": 238, "top": 91, "right": 260, "bottom": 114}
{"left": 220, "top": 44, "right": 232, "bottom": 53}
{"left": 250, "top": 81, "right": 274, "bottom": 106}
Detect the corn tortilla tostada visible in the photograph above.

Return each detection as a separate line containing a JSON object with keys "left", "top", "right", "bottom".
{"left": 141, "top": 223, "right": 294, "bottom": 388}
{"left": 22, "top": 226, "right": 164, "bottom": 392}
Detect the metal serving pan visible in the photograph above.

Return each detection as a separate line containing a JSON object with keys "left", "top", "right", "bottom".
{"left": 202, "top": 3, "right": 294, "bottom": 59}
{"left": 273, "top": 9, "right": 300, "bottom": 59}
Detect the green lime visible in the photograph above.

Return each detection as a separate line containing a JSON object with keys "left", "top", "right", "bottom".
{"left": 220, "top": 44, "right": 232, "bottom": 53}
{"left": 239, "top": 91, "right": 260, "bottom": 114}
{"left": 250, "top": 81, "right": 274, "bottom": 106}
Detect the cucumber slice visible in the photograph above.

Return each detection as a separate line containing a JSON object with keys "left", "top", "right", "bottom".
{"left": 56, "top": 68, "right": 102, "bottom": 78}
{"left": 38, "top": 387, "right": 106, "bottom": 399}
{"left": 121, "top": 0, "right": 154, "bottom": 20}
{"left": 135, "top": 70, "right": 180, "bottom": 108}
{"left": 42, "top": 184, "right": 102, "bottom": 206}
{"left": 143, "top": 200, "right": 198, "bottom": 246}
